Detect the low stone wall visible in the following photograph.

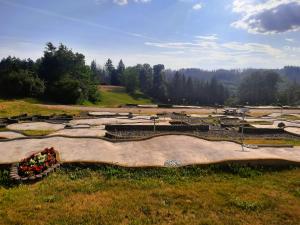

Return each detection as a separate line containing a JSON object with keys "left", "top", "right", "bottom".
{"left": 239, "top": 127, "right": 285, "bottom": 134}
{"left": 105, "top": 124, "right": 209, "bottom": 132}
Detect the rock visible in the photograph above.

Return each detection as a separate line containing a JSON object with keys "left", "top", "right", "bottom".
{"left": 164, "top": 159, "right": 182, "bottom": 167}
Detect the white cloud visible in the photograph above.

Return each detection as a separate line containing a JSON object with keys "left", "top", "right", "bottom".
{"left": 232, "top": 0, "right": 300, "bottom": 34}
{"left": 195, "top": 34, "right": 218, "bottom": 41}
{"left": 96, "top": 0, "right": 151, "bottom": 5}
{"left": 285, "top": 38, "right": 294, "bottom": 42}
{"left": 113, "top": 0, "right": 128, "bottom": 5}
{"left": 192, "top": 3, "right": 202, "bottom": 10}
{"left": 144, "top": 37, "right": 300, "bottom": 69}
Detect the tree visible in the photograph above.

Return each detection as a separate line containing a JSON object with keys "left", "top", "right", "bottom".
{"left": 38, "top": 42, "right": 100, "bottom": 103}
{"left": 279, "top": 81, "right": 300, "bottom": 105}
{"left": 104, "top": 59, "right": 116, "bottom": 85}
{"left": 139, "top": 64, "right": 153, "bottom": 95}
{"left": 152, "top": 64, "right": 167, "bottom": 102}
{"left": 124, "top": 67, "right": 139, "bottom": 94}
{"left": 117, "top": 59, "right": 125, "bottom": 86}
{"left": 0, "top": 70, "right": 44, "bottom": 98}
{"left": 0, "top": 57, "right": 44, "bottom": 98}
{"left": 238, "top": 71, "right": 281, "bottom": 105}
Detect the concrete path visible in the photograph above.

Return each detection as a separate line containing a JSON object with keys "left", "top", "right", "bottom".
{"left": 285, "top": 127, "right": 300, "bottom": 136}
{"left": 0, "top": 135, "right": 299, "bottom": 166}
{"left": 0, "top": 131, "right": 25, "bottom": 139}
{"left": 7, "top": 122, "right": 65, "bottom": 131}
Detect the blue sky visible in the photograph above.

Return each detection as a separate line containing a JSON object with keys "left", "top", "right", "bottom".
{"left": 0, "top": 0, "right": 299, "bottom": 69}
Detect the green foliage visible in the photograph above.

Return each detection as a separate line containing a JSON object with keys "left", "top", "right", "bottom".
{"left": 278, "top": 81, "right": 300, "bottom": 105}
{"left": 37, "top": 43, "right": 100, "bottom": 104}
{"left": 124, "top": 67, "right": 139, "bottom": 94}
{"left": 0, "top": 169, "right": 10, "bottom": 187}
{"left": 229, "top": 197, "right": 273, "bottom": 211}
{"left": 88, "top": 84, "right": 101, "bottom": 103}
{"left": 0, "top": 57, "right": 45, "bottom": 98}
{"left": 238, "top": 71, "right": 281, "bottom": 105}
{"left": 0, "top": 70, "right": 45, "bottom": 98}
{"left": 48, "top": 77, "right": 84, "bottom": 104}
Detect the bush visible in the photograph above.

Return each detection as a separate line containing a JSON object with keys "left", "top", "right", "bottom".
{"left": 47, "top": 77, "right": 85, "bottom": 104}
{"left": 0, "top": 70, "right": 45, "bottom": 97}
{"left": 87, "top": 85, "right": 101, "bottom": 103}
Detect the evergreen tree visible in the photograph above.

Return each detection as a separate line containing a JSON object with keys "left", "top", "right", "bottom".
{"left": 117, "top": 59, "right": 125, "bottom": 85}
{"left": 104, "top": 58, "right": 115, "bottom": 85}
{"left": 124, "top": 67, "right": 139, "bottom": 94}
{"left": 152, "top": 64, "right": 167, "bottom": 102}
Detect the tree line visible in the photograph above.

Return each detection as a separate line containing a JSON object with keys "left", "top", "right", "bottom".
{"left": 0, "top": 43, "right": 100, "bottom": 104}
{"left": 90, "top": 60, "right": 229, "bottom": 105}
{"left": 0, "top": 42, "right": 299, "bottom": 106}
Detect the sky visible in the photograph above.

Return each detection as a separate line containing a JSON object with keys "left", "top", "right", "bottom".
{"left": 0, "top": 0, "right": 300, "bottom": 70}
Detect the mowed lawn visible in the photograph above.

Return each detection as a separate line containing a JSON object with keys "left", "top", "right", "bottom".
{"left": 0, "top": 166, "right": 300, "bottom": 225}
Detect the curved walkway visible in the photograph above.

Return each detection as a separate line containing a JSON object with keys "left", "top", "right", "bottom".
{"left": 0, "top": 135, "right": 299, "bottom": 166}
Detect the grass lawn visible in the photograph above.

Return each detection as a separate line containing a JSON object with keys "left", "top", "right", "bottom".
{"left": 86, "top": 85, "right": 152, "bottom": 108}
{"left": 0, "top": 165, "right": 300, "bottom": 225}
{"left": 21, "top": 130, "right": 56, "bottom": 136}
{"left": 0, "top": 99, "right": 80, "bottom": 118}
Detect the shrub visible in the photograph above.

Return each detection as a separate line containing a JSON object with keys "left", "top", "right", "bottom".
{"left": 87, "top": 84, "right": 101, "bottom": 103}
{"left": 47, "top": 77, "right": 85, "bottom": 104}
{"left": 0, "top": 70, "right": 45, "bottom": 97}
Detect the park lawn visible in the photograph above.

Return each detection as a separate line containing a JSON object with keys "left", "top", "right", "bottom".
{"left": 88, "top": 85, "right": 152, "bottom": 108}
{"left": 0, "top": 99, "right": 80, "bottom": 118}
{"left": 0, "top": 165, "right": 300, "bottom": 225}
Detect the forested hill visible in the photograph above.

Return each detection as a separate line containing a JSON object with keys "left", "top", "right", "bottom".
{"left": 165, "top": 66, "right": 300, "bottom": 86}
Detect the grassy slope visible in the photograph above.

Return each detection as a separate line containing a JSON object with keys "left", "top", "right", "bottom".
{"left": 88, "top": 86, "right": 152, "bottom": 108}
{"left": 0, "top": 86, "right": 152, "bottom": 117}
{"left": 0, "top": 99, "right": 79, "bottom": 118}
{"left": 0, "top": 166, "right": 300, "bottom": 225}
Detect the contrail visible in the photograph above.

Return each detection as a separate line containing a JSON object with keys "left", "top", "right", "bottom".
{"left": 0, "top": 0, "right": 161, "bottom": 42}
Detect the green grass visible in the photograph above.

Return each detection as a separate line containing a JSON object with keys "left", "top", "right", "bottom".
{"left": 279, "top": 115, "right": 300, "bottom": 121}
{"left": 0, "top": 99, "right": 80, "bottom": 118}
{"left": 0, "top": 165, "right": 300, "bottom": 225}
{"left": 85, "top": 86, "right": 152, "bottom": 108}
{"left": 249, "top": 121, "right": 274, "bottom": 125}
{"left": 21, "top": 130, "right": 55, "bottom": 136}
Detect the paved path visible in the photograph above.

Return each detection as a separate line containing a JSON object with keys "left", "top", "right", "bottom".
{"left": 0, "top": 135, "right": 299, "bottom": 166}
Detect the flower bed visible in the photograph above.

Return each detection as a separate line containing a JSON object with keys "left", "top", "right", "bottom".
{"left": 10, "top": 147, "right": 60, "bottom": 182}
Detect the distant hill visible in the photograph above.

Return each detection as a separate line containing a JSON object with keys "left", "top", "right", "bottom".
{"left": 165, "top": 66, "right": 300, "bottom": 89}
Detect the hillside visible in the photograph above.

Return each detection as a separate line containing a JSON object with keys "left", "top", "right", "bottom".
{"left": 93, "top": 85, "right": 153, "bottom": 108}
